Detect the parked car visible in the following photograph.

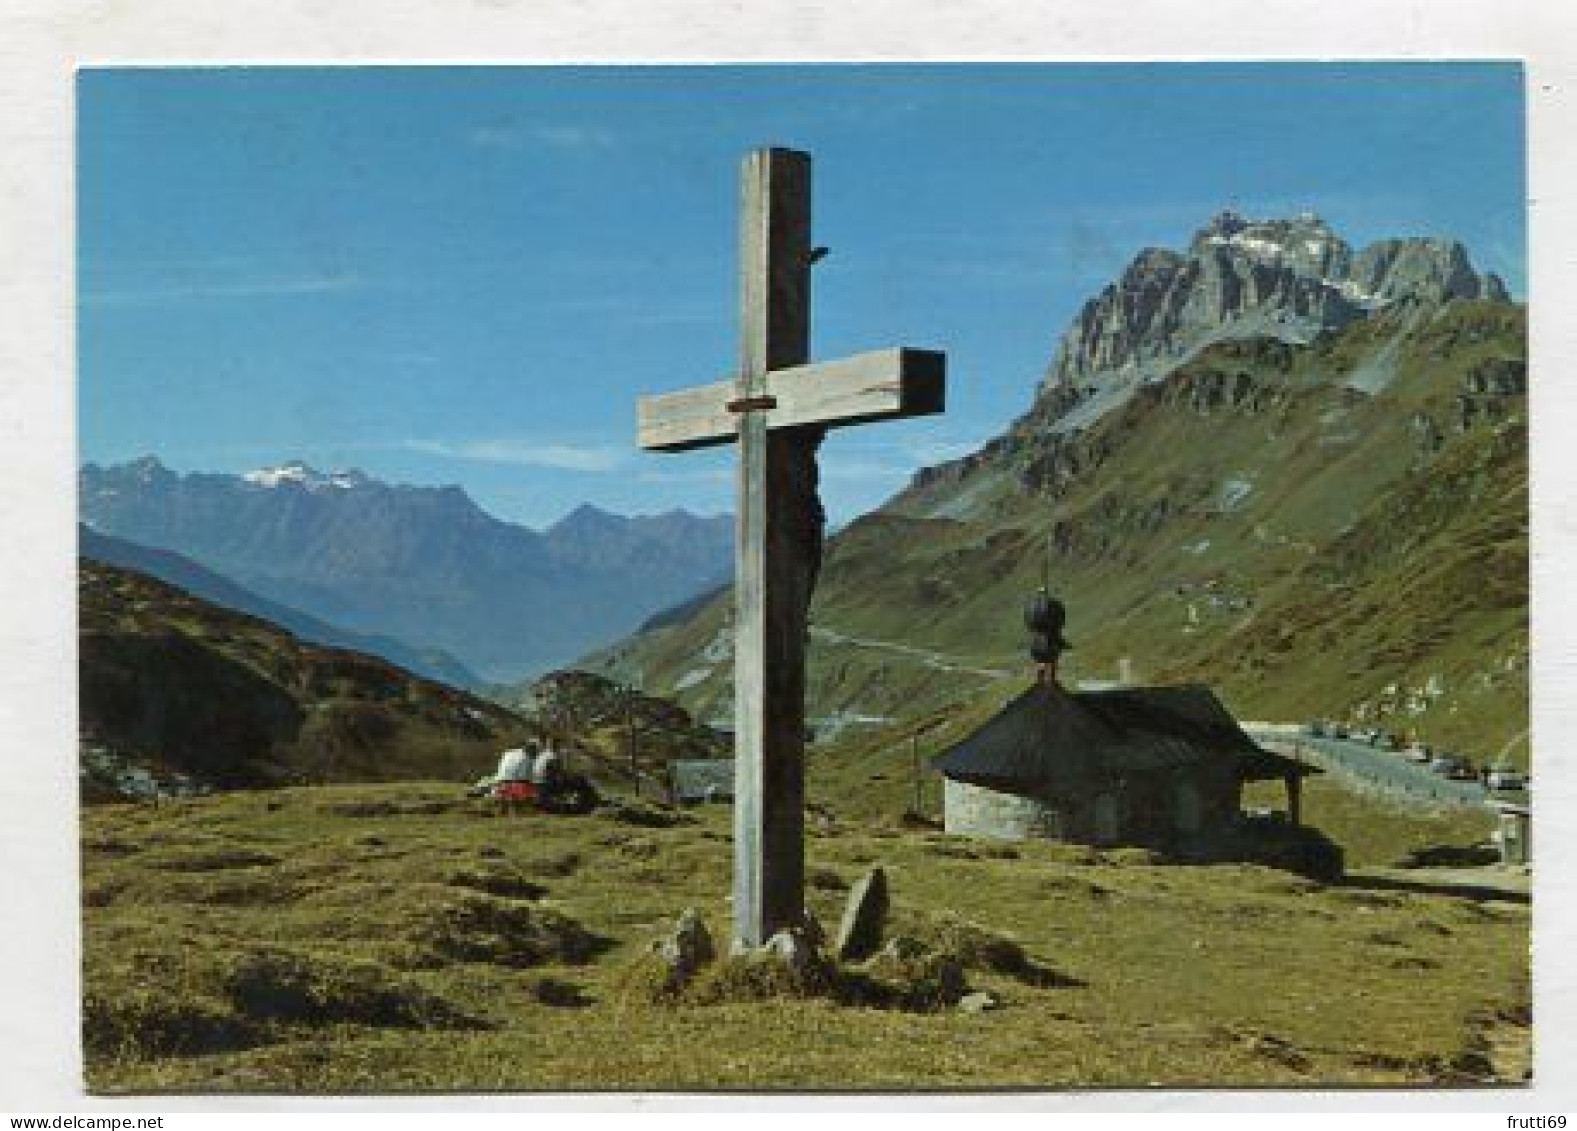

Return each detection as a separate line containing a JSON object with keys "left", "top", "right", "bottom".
{"left": 1486, "top": 765, "right": 1528, "bottom": 791}
{"left": 1429, "top": 754, "right": 1466, "bottom": 778}
{"left": 1307, "top": 719, "right": 1328, "bottom": 738}
{"left": 1404, "top": 743, "right": 1432, "bottom": 763}
{"left": 1242, "top": 806, "right": 1287, "bottom": 825}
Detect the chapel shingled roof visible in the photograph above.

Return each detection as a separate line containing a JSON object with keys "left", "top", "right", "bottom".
{"left": 931, "top": 681, "right": 1312, "bottom": 788}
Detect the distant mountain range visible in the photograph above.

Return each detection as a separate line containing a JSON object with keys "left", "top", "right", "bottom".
{"left": 79, "top": 459, "right": 733, "bottom": 683}
{"left": 583, "top": 213, "right": 1528, "bottom": 763}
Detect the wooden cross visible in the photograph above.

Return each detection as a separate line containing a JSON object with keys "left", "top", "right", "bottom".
{"left": 636, "top": 147, "right": 945, "bottom": 947}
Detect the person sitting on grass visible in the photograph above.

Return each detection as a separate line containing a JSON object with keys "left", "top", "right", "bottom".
{"left": 532, "top": 742, "right": 563, "bottom": 792}
{"left": 494, "top": 739, "right": 541, "bottom": 815}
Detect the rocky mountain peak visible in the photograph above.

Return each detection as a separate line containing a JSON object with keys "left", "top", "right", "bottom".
{"left": 1347, "top": 238, "right": 1508, "bottom": 306}
{"left": 1195, "top": 207, "right": 1331, "bottom": 245}
{"left": 1200, "top": 208, "right": 1249, "bottom": 238}
{"left": 120, "top": 454, "right": 174, "bottom": 485}
{"left": 1036, "top": 212, "right": 1510, "bottom": 428}
{"left": 1126, "top": 246, "right": 1188, "bottom": 275}
{"left": 1188, "top": 210, "right": 1350, "bottom": 281}
{"left": 549, "top": 501, "right": 622, "bottom": 535}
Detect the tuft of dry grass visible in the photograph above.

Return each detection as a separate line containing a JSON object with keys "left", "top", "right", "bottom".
{"left": 685, "top": 952, "right": 833, "bottom": 1006}
{"left": 83, "top": 942, "right": 485, "bottom": 1062}
{"left": 140, "top": 845, "right": 281, "bottom": 872}
{"left": 83, "top": 983, "right": 257, "bottom": 1059}
{"left": 221, "top": 949, "right": 481, "bottom": 1029}
{"left": 857, "top": 945, "right": 967, "bottom": 1011}
{"left": 409, "top": 892, "right": 609, "bottom": 968}
{"left": 445, "top": 865, "right": 548, "bottom": 901}
{"left": 609, "top": 949, "right": 688, "bottom": 1009}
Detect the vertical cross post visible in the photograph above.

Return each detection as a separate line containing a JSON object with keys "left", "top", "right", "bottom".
{"left": 734, "top": 148, "right": 814, "bottom": 946}
{"left": 635, "top": 147, "right": 945, "bottom": 950}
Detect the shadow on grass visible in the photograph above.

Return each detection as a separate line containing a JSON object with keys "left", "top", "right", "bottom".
{"left": 1338, "top": 873, "right": 1529, "bottom": 906}
{"left": 529, "top": 975, "right": 595, "bottom": 1009}
{"left": 829, "top": 957, "right": 1084, "bottom": 1013}
{"left": 831, "top": 921, "right": 1086, "bottom": 1014}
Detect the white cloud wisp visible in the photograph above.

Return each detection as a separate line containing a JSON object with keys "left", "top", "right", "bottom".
{"left": 409, "top": 437, "right": 628, "bottom": 473}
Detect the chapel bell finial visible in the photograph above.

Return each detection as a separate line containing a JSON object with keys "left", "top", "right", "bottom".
{"left": 1025, "top": 587, "right": 1071, "bottom": 665}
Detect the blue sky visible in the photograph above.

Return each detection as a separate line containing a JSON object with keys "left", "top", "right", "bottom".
{"left": 78, "top": 63, "right": 1526, "bottom": 528}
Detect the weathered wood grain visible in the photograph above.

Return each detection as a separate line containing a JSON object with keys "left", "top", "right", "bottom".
{"left": 637, "top": 347, "right": 946, "bottom": 452}
{"left": 732, "top": 147, "right": 812, "bottom": 946}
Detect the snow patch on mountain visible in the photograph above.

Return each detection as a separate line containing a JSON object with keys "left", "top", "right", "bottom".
{"left": 243, "top": 461, "right": 371, "bottom": 491}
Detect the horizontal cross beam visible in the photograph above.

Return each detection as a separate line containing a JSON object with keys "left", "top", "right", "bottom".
{"left": 637, "top": 346, "right": 946, "bottom": 453}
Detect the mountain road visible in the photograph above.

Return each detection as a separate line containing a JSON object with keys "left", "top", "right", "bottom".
{"left": 809, "top": 625, "right": 1017, "bottom": 681}
{"left": 1248, "top": 728, "right": 1507, "bottom": 810}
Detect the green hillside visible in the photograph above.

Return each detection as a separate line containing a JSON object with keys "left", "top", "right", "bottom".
{"left": 584, "top": 300, "right": 1527, "bottom": 767}
{"left": 80, "top": 559, "right": 528, "bottom": 790}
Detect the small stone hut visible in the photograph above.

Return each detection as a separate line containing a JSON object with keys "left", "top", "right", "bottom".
{"left": 934, "top": 679, "right": 1313, "bottom": 853}
{"left": 670, "top": 758, "right": 734, "bottom": 805}
{"left": 932, "top": 590, "right": 1316, "bottom": 857}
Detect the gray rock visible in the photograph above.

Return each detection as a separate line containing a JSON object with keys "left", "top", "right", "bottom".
{"left": 652, "top": 907, "right": 714, "bottom": 982}
{"left": 723, "top": 923, "right": 828, "bottom": 991}
{"left": 879, "top": 934, "right": 928, "bottom": 963}
{"left": 801, "top": 909, "right": 827, "bottom": 951}
{"left": 959, "top": 990, "right": 999, "bottom": 1014}
{"left": 835, "top": 865, "right": 890, "bottom": 961}
{"left": 1349, "top": 238, "right": 1487, "bottom": 306}
{"left": 762, "top": 928, "right": 820, "bottom": 980}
